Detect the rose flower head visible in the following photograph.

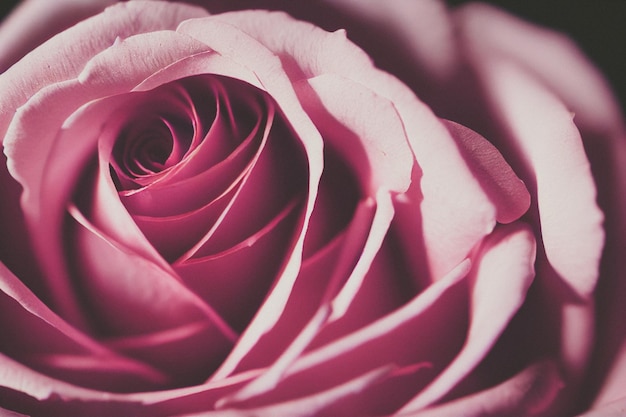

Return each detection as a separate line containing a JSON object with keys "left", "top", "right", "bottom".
{"left": 0, "top": 1, "right": 625, "bottom": 416}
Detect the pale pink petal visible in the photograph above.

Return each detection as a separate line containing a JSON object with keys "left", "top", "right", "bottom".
{"left": 400, "top": 223, "right": 536, "bottom": 412}
{"left": 297, "top": 74, "right": 412, "bottom": 193}
{"left": 558, "top": 296, "right": 596, "bottom": 379}
{"left": 0, "top": 1, "right": 208, "bottom": 138}
{"left": 135, "top": 51, "right": 262, "bottom": 92}
{"left": 453, "top": 2, "right": 625, "bottom": 138}
{"left": 400, "top": 110, "right": 498, "bottom": 282}
{"left": 401, "top": 361, "right": 563, "bottom": 417}
{"left": 320, "top": 0, "right": 458, "bottom": 83}
{"left": 577, "top": 116, "right": 626, "bottom": 409}
{"left": 5, "top": 29, "right": 208, "bottom": 219}
{"left": 0, "top": 0, "right": 117, "bottom": 72}
{"left": 443, "top": 120, "right": 530, "bottom": 224}
{"left": 0, "top": 160, "right": 46, "bottom": 303}
{"left": 463, "top": 56, "right": 604, "bottom": 298}
{"left": 178, "top": 16, "right": 324, "bottom": 376}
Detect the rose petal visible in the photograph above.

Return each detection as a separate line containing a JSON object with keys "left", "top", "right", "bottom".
{"left": 175, "top": 197, "right": 303, "bottom": 332}
{"left": 201, "top": 367, "right": 393, "bottom": 417}
{"left": 122, "top": 131, "right": 257, "bottom": 217}
{"left": 67, "top": 203, "right": 237, "bottom": 341}
{"left": 114, "top": 75, "right": 268, "bottom": 191}
{"left": 464, "top": 56, "right": 604, "bottom": 298}
{"left": 453, "top": 2, "right": 625, "bottom": 138}
{"left": 443, "top": 120, "right": 530, "bottom": 224}
{"left": 219, "top": 190, "right": 395, "bottom": 404}
{"left": 301, "top": 144, "right": 362, "bottom": 259}
{"left": 214, "top": 9, "right": 499, "bottom": 282}
{"left": 102, "top": 320, "right": 235, "bottom": 388}
{"left": 0, "top": 405, "right": 28, "bottom": 417}
{"left": 404, "top": 361, "right": 563, "bottom": 417}
{"left": 256, "top": 260, "right": 471, "bottom": 406}
{"left": 328, "top": 191, "right": 396, "bottom": 321}
{"left": 0, "top": 263, "right": 170, "bottom": 391}
{"left": 297, "top": 74, "right": 413, "bottom": 194}
{"left": 179, "top": 15, "right": 325, "bottom": 372}
{"left": 400, "top": 223, "right": 536, "bottom": 412}
{"left": 306, "top": 210, "right": 419, "bottom": 351}
{"left": 0, "top": 0, "right": 116, "bottom": 72}
{"left": 6, "top": 31, "right": 209, "bottom": 214}
{"left": 211, "top": 197, "right": 376, "bottom": 380}
{"left": 319, "top": 0, "right": 459, "bottom": 82}
{"left": 0, "top": 1, "right": 208, "bottom": 138}
{"left": 132, "top": 185, "right": 239, "bottom": 262}
{"left": 3, "top": 30, "right": 212, "bottom": 324}
{"left": 229, "top": 10, "right": 497, "bottom": 280}
{"left": 135, "top": 51, "right": 263, "bottom": 92}
{"left": 179, "top": 108, "right": 306, "bottom": 260}
{"left": 591, "top": 340, "right": 626, "bottom": 408}
{"left": 577, "top": 395, "right": 626, "bottom": 417}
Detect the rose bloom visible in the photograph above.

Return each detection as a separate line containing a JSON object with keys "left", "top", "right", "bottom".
{"left": 0, "top": 1, "right": 625, "bottom": 416}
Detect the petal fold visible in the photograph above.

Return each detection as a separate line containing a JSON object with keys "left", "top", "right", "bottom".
{"left": 400, "top": 223, "right": 536, "bottom": 412}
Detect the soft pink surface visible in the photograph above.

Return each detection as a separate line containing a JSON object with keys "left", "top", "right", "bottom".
{"left": 0, "top": 1, "right": 623, "bottom": 416}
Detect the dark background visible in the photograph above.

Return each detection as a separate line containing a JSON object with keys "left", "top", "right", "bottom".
{"left": 1, "top": 0, "right": 624, "bottom": 111}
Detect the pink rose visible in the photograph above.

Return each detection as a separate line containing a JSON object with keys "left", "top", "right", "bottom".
{"left": 1, "top": 1, "right": 625, "bottom": 416}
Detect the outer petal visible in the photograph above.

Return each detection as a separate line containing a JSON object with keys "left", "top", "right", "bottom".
{"left": 320, "top": 0, "right": 458, "bottom": 83}
{"left": 299, "top": 74, "right": 412, "bottom": 194}
{"left": 453, "top": 2, "right": 625, "bottom": 138}
{"left": 442, "top": 120, "right": 530, "bottom": 224}
{"left": 0, "top": 0, "right": 117, "bottom": 73}
{"left": 0, "top": 1, "right": 209, "bottom": 139}
{"left": 461, "top": 51, "right": 604, "bottom": 299}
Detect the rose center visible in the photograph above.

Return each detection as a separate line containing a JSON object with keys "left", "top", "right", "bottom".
{"left": 118, "top": 122, "right": 173, "bottom": 174}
